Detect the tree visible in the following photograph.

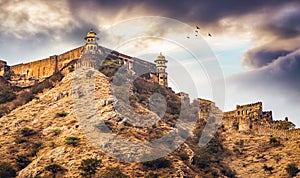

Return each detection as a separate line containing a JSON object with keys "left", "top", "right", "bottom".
{"left": 16, "top": 155, "right": 31, "bottom": 169}
{"left": 285, "top": 163, "right": 299, "bottom": 177}
{"left": 0, "top": 84, "right": 16, "bottom": 104}
{"left": 263, "top": 165, "right": 274, "bottom": 174}
{"left": 45, "top": 164, "right": 64, "bottom": 178}
{"left": 65, "top": 136, "right": 80, "bottom": 146}
{"left": 78, "top": 158, "right": 101, "bottom": 178}
{"left": 0, "top": 162, "right": 16, "bottom": 178}
{"left": 274, "top": 120, "right": 296, "bottom": 130}
{"left": 101, "top": 167, "right": 129, "bottom": 178}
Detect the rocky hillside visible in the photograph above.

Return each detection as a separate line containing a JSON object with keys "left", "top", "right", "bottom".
{"left": 0, "top": 69, "right": 299, "bottom": 178}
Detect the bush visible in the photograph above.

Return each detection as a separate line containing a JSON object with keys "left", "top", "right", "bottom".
{"left": 145, "top": 172, "right": 159, "bottom": 178}
{"left": 101, "top": 167, "right": 128, "bottom": 178}
{"left": 65, "top": 136, "right": 80, "bottom": 146}
{"left": 55, "top": 112, "right": 68, "bottom": 118}
{"left": 0, "top": 162, "right": 16, "bottom": 178}
{"left": 269, "top": 137, "right": 281, "bottom": 146}
{"left": 16, "top": 155, "right": 31, "bottom": 169}
{"left": 178, "top": 152, "right": 189, "bottom": 161}
{"left": 285, "top": 163, "right": 299, "bottom": 177}
{"left": 45, "top": 164, "right": 64, "bottom": 178}
{"left": 20, "top": 127, "right": 37, "bottom": 137}
{"left": 263, "top": 165, "right": 274, "bottom": 174}
{"left": 68, "top": 65, "right": 75, "bottom": 72}
{"left": 192, "top": 155, "right": 210, "bottom": 169}
{"left": 14, "top": 136, "right": 27, "bottom": 144}
{"left": 0, "top": 84, "right": 16, "bottom": 104}
{"left": 142, "top": 158, "right": 171, "bottom": 170}
{"left": 78, "top": 158, "right": 101, "bottom": 178}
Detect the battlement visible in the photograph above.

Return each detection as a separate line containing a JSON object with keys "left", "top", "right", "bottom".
{"left": 224, "top": 101, "right": 273, "bottom": 131}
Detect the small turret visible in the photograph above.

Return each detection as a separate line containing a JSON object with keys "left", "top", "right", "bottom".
{"left": 154, "top": 52, "right": 168, "bottom": 87}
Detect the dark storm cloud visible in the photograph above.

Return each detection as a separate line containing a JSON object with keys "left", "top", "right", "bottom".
{"left": 263, "top": 7, "right": 300, "bottom": 39}
{"left": 68, "top": 0, "right": 297, "bottom": 24}
{"left": 243, "top": 47, "right": 292, "bottom": 68}
{"left": 227, "top": 49, "right": 300, "bottom": 126}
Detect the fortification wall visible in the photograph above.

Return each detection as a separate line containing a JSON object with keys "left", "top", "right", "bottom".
{"left": 57, "top": 46, "right": 84, "bottom": 70}
{"left": 0, "top": 60, "right": 7, "bottom": 76}
{"left": 254, "top": 125, "right": 300, "bottom": 140}
{"left": 10, "top": 57, "right": 56, "bottom": 79}
{"left": 235, "top": 102, "right": 263, "bottom": 119}
{"left": 9, "top": 46, "right": 84, "bottom": 80}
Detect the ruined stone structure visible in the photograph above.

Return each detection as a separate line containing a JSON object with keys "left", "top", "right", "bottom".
{"left": 0, "top": 30, "right": 167, "bottom": 87}
{"left": 224, "top": 102, "right": 273, "bottom": 131}
{"left": 0, "top": 60, "right": 7, "bottom": 76}
{"left": 198, "top": 98, "right": 223, "bottom": 120}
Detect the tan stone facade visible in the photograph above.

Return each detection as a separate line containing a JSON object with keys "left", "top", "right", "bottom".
{"left": 224, "top": 102, "right": 273, "bottom": 131}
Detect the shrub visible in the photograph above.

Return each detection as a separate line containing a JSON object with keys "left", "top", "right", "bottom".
{"left": 49, "top": 141, "right": 56, "bottom": 148}
{"left": 101, "top": 167, "right": 128, "bottom": 178}
{"left": 145, "top": 172, "right": 159, "bottom": 178}
{"left": 68, "top": 65, "right": 75, "bottom": 72}
{"left": 65, "top": 136, "right": 80, "bottom": 146}
{"left": 0, "top": 162, "right": 16, "bottom": 178}
{"left": 16, "top": 155, "right": 31, "bottom": 169}
{"left": 273, "top": 154, "right": 281, "bottom": 163}
{"left": 142, "top": 158, "right": 171, "bottom": 170}
{"left": 14, "top": 136, "right": 27, "bottom": 144}
{"left": 29, "top": 142, "right": 42, "bottom": 157}
{"left": 55, "top": 112, "right": 68, "bottom": 118}
{"left": 263, "top": 165, "right": 274, "bottom": 174}
{"left": 285, "top": 163, "right": 299, "bottom": 177}
{"left": 20, "top": 127, "right": 37, "bottom": 137}
{"left": 78, "top": 158, "right": 101, "bottom": 178}
{"left": 0, "top": 84, "right": 16, "bottom": 104}
{"left": 45, "top": 164, "right": 64, "bottom": 178}
{"left": 178, "top": 152, "right": 189, "bottom": 161}
{"left": 269, "top": 137, "right": 280, "bottom": 146}
{"left": 274, "top": 121, "right": 296, "bottom": 130}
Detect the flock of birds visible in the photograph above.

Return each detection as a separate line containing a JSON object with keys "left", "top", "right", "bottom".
{"left": 187, "top": 25, "right": 212, "bottom": 39}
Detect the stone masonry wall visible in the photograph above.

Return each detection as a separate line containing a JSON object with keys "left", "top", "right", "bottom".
{"left": 10, "top": 46, "right": 84, "bottom": 80}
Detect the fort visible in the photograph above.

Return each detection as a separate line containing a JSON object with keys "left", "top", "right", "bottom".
{"left": 0, "top": 30, "right": 165, "bottom": 87}
{"left": 0, "top": 30, "right": 298, "bottom": 137}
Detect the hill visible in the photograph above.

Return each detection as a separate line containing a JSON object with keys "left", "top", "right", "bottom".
{"left": 0, "top": 69, "right": 299, "bottom": 177}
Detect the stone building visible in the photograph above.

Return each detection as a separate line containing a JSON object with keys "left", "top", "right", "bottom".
{"left": 224, "top": 102, "right": 273, "bottom": 131}
{"left": 0, "top": 29, "right": 169, "bottom": 87}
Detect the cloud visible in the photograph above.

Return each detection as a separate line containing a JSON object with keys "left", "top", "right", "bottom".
{"left": 0, "top": 0, "right": 75, "bottom": 38}
{"left": 226, "top": 49, "right": 300, "bottom": 126}
{"left": 263, "top": 5, "right": 300, "bottom": 39}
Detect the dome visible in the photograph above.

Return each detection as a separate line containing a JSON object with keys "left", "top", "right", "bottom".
{"left": 154, "top": 52, "right": 167, "bottom": 62}
{"left": 84, "top": 29, "right": 99, "bottom": 40}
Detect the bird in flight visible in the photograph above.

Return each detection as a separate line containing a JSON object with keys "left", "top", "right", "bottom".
{"left": 187, "top": 36, "right": 190, "bottom": 39}
{"left": 196, "top": 26, "right": 200, "bottom": 29}
{"left": 208, "top": 33, "right": 212, "bottom": 37}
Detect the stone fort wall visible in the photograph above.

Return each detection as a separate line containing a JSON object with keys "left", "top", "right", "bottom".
{"left": 3, "top": 45, "right": 156, "bottom": 82}
{"left": 254, "top": 125, "right": 300, "bottom": 140}
{"left": 10, "top": 46, "right": 84, "bottom": 79}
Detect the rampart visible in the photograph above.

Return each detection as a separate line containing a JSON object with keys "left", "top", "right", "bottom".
{"left": 2, "top": 45, "right": 155, "bottom": 83}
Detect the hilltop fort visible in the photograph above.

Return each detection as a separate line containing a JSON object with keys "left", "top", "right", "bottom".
{"left": 0, "top": 29, "right": 298, "bottom": 136}
{"left": 0, "top": 29, "right": 167, "bottom": 88}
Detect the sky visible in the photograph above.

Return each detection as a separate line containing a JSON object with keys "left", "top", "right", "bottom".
{"left": 0, "top": 0, "right": 299, "bottom": 127}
